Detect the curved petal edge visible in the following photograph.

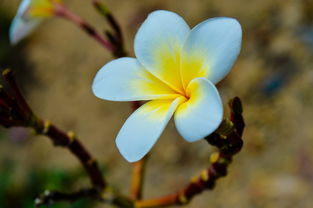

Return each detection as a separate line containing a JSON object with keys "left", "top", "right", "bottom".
{"left": 174, "top": 78, "right": 223, "bottom": 142}
{"left": 116, "top": 97, "right": 185, "bottom": 162}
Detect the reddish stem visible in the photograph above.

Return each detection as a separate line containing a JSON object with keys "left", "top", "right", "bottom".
{"left": 53, "top": 3, "right": 115, "bottom": 52}
{"left": 130, "top": 155, "right": 148, "bottom": 200}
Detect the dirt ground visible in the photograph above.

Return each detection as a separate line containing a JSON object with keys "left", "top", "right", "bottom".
{"left": 1, "top": 0, "right": 313, "bottom": 207}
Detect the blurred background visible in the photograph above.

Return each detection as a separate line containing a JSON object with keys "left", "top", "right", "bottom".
{"left": 1, "top": 0, "right": 313, "bottom": 207}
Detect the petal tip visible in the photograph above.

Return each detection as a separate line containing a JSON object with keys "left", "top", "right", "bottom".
{"left": 228, "top": 17, "right": 242, "bottom": 35}
{"left": 8, "top": 16, "right": 41, "bottom": 45}
{"left": 9, "top": 19, "right": 22, "bottom": 45}
{"left": 147, "top": 10, "right": 179, "bottom": 18}
{"left": 221, "top": 17, "right": 242, "bottom": 38}
{"left": 180, "top": 113, "right": 223, "bottom": 143}
{"left": 116, "top": 138, "right": 144, "bottom": 163}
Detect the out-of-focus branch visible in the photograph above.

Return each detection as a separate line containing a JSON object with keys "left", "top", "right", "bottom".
{"left": 0, "top": 69, "right": 134, "bottom": 207}
{"left": 0, "top": 69, "right": 103, "bottom": 188}
{"left": 35, "top": 188, "right": 98, "bottom": 206}
{"left": 92, "top": 0, "right": 122, "bottom": 39}
{"left": 135, "top": 97, "right": 245, "bottom": 208}
{"left": 32, "top": 119, "right": 106, "bottom": 190}
{"left": 52, "top": 3, "right": 116, "bottom": 54}
{"left": 130, "top": 155, "right": 149, "bottom": 200}
{"left": 92, "top": 0, "right": 126, "bottom": 57}
{"left": 0, "top": 69, "right": 35, "bottom": 128}
{"left": 51, "top": 1, "right": 128, "bottom": 58}
{"left": 34, "top": 187, "right": 134, "bottom": 208}
{"left": 1, "top": 69, "right": 106, "bottom": 190}
{"left": 53, "top": 0, "right": 141, "bottom": 118}
{"left": 129, "top": 93, "right": 145, "bottom": 199}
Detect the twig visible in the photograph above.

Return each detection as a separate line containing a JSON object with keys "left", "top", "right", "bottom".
{"left": 92, "top": 0, "right": 122, "bottom": 41}
{"left": 34, "top": 187, "right": 134, "bottom": 208}
{"left": 0, "top": 69, "right": 35, "bottom": 128}
{"left": 92, "top": 0, "right": 126, "bottom": 57}
{"left": 2, "top": 69, "right": 33, "bottom": 118}
{"left": 129, "top": 99, "right": 145, "bottom": 200}
{"left": 135, "top": 97, "right": 245, "bottom": 207}
{"left": 31, "top": 119, "right": 106, "bottom": 190}
{"left": 54, "top": 1, "right": 127, "bottom": 57}
{"left": 130, "top": 155, "right": 149, "bottom": 200}
{"left": 0, "top": 69, "right": 106, "bottom": 199}
{"left": 52, "top": 3, "right": 116, "bottom": 53}
{"left": 1, "top": 69, "right": 135, "bottom": 207}
{"left": 35, "top": 188, "right": 98, "bottom": 206}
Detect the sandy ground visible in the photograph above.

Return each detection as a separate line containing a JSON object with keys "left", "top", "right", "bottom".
{"left": 1, "top": 0, "right": 313, "bottom": 207}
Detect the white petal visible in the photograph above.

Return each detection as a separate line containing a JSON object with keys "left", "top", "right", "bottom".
{"left": 181, "top": 17, "right": 242, "bottom": 87}
{"left": 9, "top": 0, "right": 41, "bottom": 44}
{"left": 92, "top": 57, "right": 178, "bottom": 101}
{"left": 174, "top": 78, "right": 223, "bottom": 142}
{"left": 134, "top": 10, "right": 190, "bottom": 92}
{"left": 17, "top": 0, "right": 31, "bottom": 15}
{"left": 116, "top": 97, "right": 185, "bottom": 162}
{"left": 10, "top": 16, "right": 40, "bottom": 44}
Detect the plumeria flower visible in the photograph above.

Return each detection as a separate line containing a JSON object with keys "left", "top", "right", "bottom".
{"left": 10, "top": 0, "right": 61, "bottom": 44}
{"left": 92, "top": 10, "right": 242, "bottom": 162}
